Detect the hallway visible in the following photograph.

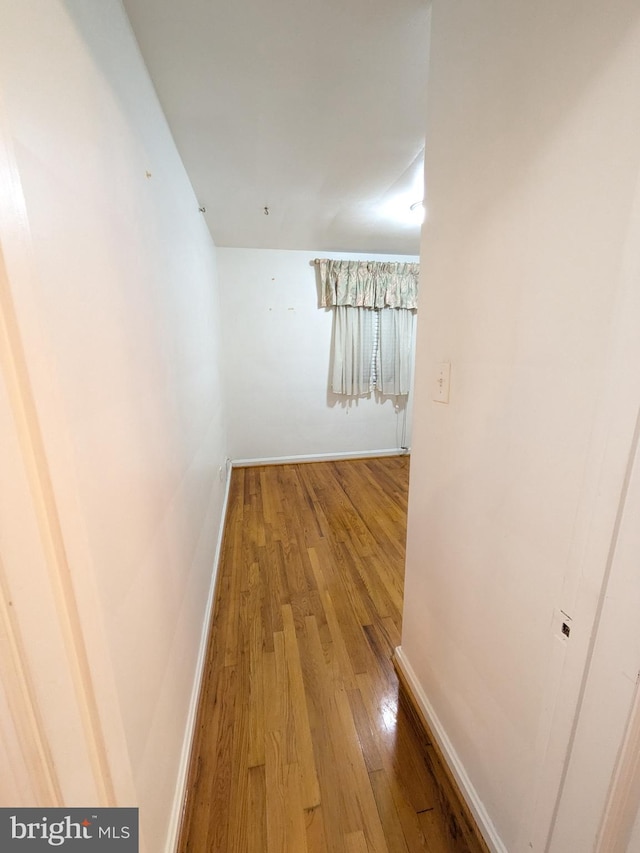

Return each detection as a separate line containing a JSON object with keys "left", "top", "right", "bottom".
{"left": 179, "top": 457, "right": 484, "bottom": 852}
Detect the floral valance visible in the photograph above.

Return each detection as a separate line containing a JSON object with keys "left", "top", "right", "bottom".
{"left": 318, "top": 259, "right": 419, "bottom": 310}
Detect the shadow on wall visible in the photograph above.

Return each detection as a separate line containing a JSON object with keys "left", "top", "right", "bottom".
{"left": 327, "top": 390, "right": 407, "bottom": 411}
{"left": 326, "top": 389, "right": 411, "bottom": 453}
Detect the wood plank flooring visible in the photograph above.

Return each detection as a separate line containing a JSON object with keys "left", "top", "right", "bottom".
{"left": 178, "top": 457, "right": 483, "bottom": 853}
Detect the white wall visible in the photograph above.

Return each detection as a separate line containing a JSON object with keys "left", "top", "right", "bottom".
{"left": 0, "top": 1, "right": 228, "bottom": 850}
{"left": 217, "top": 247, "right": 417, "bottom": 461}
{"left": 401, "top": 1, "right": 640, "bottom": 851}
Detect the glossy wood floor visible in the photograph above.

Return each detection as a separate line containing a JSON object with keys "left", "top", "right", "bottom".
{"left": 179, "top": 457, "right": 483, "bottom": 853}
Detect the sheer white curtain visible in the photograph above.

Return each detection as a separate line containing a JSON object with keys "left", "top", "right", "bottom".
{"left": 331, "top": 307, "right": 374, "bottom": 396}
{"left": 376, "top": 306, "right": 415, "bottom": 396}
{"left": 320, "top": 259, "right": 419, "bottom": 398}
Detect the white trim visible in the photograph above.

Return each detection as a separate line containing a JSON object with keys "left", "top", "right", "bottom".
{"left": 231, "top": 448, "right": 409, "bottom": 467}
{"left": 394, "top": 646, "right": 507, "bottom": 853}
{"left": 165, "top": 468, "right": 234, "bottom": 853}
{"left": 596, "top": 676, "right": 640, "bottom": 853}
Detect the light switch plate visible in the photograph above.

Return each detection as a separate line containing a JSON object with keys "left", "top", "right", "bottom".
{"left": 433, "top": 362, "right": 451, "bottom": 403}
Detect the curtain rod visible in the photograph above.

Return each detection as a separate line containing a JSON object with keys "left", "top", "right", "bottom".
{"left": 313, "top": 258, "right": 419, "bottom": 264}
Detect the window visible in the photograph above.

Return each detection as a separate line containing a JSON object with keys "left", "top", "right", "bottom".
{"left": 318, "top": 259, "right": 419, "bottom": 397}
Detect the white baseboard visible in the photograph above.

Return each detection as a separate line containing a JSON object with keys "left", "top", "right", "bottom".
{"left": 165, "top": 469, "right": 234, "bottom": 853}
{"left": 394, "top": 646, "right": 507, "bottom": 853}
{"left": 232, "top": 447, "right": 410, "bottom": 467}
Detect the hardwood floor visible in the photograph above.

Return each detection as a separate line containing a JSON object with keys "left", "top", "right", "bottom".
{"left": 178, "top": 457, "right": 483, "bottom": 853}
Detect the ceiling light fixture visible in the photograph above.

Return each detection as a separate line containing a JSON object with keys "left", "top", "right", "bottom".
{"left": 376, "top": 155, "right": 425, "bottom": 229}
{"left": 409, "top": 199, "right": 426, "bottom": 225}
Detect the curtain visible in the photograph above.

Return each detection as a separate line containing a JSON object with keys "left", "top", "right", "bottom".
{"left": 331, "top": 307, "right": 375, "bottom": 396}
{"left": 331, "top": 306, "right": 416, "bottom": 397}
{"left": 320, "top": 259, "right": 419, "bottom": 309}
{"left": 376, "top": 306, "right": 415, "bottom": 396}
{"left": 320, "top": 259, "right": 419, "bottom": 398}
